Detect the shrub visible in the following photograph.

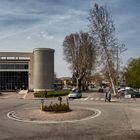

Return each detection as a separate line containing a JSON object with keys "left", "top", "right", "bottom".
{"left": 41, "top": 103, "right": 70, "bottom": 112}
{"left": 41, "top": 96, "right": 70, "bottom": 112}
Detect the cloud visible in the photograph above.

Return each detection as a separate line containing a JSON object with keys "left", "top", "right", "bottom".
{"left": 26, "top": 36, "right": 31, "bottom": 40}
{"left": 0, "top": 0, "right": 139, "bottom": 76}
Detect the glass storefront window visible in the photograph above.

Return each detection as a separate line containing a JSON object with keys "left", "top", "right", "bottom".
{"left": 0, "top": 71, "right": 28, "bottom": 91}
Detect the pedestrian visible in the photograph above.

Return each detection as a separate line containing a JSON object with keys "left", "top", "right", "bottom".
{"left": 105, "top": 87, "right": 109, "bottom": 102}
{"left": 105, "top": 92, "right": 108, "bottom": 102}
{"left": 105, "top": 86, "right": 112, "bottom": 102}
{"left": 108, "top": 91, "right": 111, "bottom": 102}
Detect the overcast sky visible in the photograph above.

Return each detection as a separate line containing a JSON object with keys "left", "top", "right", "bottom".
{"left": 0, "top": 0, "right": 139, "bottom": 77}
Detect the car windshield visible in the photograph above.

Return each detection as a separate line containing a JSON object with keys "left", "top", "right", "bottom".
{"left": 72, "top": 89, "right": 80, "bottom": 93}
{"left": 124, "top": 89, "right": 136, "bottom": 95}
{"left": 71, "top": 92, "right": 79, "bottom": 94}
{"left": 125, "top": 91, "right": 131, "bottom": 95}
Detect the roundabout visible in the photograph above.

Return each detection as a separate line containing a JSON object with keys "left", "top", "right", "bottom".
{"left": 7, "top": 107, "right": 101, "bottom": 124}
{"left": 1, "top": 92, "right": 140, "bottom": 140}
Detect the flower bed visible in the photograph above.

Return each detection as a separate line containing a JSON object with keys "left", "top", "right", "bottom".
{"left": 41, "top": 103, "right": 70, "bottom": 112}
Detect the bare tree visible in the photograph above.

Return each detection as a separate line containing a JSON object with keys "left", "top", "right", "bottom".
{"left": 63, "top": 31, "right": 96, "bottom": 90}
{"left": 115, "top": 44, "right": 127, "bottom": 84}
{"left": 107, "top": 43, "right": 127, "bottom": 86}
{"left": 88, "top": 3, "right": 119, "bottom": 95}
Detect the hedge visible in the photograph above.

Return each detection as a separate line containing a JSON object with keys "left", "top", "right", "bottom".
{"left": 34, "top": 90, "right": 70, "bottom": 98}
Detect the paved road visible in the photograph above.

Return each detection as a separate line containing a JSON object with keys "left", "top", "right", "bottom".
{"left": 0, "top": 92, "right": 140, "bottom": 140}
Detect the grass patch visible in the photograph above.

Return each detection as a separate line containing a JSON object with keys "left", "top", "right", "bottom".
{"left": 34, "top": 90, "right": 70, "bottom": 98}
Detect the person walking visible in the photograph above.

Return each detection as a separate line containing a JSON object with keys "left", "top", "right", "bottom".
{"left": 108, "top": 90, "right": 112, "bottom": 102}
{"left": 105, "top": 86, "right": 109, "bottom": 102}
{"left": 105, "top": 86, "right": 112, "bottom": 102}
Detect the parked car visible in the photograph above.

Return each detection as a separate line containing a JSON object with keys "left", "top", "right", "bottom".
{"left": 98, "top": 87, "right": 104, "bottom": 92}
{"left": 68, "top": 88, "right": 82, "bottom": 99}
{"left": 88, "top": 84, "right": 98, "bottom": 92}
{"left": 118, "top": 87, "right": 140, "bottom": 98}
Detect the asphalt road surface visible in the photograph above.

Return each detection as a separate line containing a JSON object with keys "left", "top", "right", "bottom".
{"left": 0, "top": 92, "right": 140, "bottom": 140}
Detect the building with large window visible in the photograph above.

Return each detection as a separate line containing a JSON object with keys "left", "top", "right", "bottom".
{"left": 0, "top": 48, "right": 55, "bottom": 91}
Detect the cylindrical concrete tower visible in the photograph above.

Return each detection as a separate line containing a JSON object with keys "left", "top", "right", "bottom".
{"left": 33, "top": 48, "right": 55, "bottom": 91}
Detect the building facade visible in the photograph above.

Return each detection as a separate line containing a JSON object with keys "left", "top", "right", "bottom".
{"left": 0, "top": 48, "right": 55, "bottom": 91}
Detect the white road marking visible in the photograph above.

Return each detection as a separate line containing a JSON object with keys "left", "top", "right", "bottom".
{"left": 7, "top": 107, "right": 101, "bottom": 124}
{"left": 80, "top": 98, "right": 85, "bottom": 100}
{"left": 74, "top": 99, "right": 79, "bottom": 100}
{"left": 73, "top": 97, "right": 116, "bottom": 102}
{"left": 22, "top": 92, "right": 28, "bottom": 99}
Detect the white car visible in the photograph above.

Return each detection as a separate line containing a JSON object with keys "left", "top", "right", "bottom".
{"left": 68, "top": 89, "right": 82, "bottom": 99}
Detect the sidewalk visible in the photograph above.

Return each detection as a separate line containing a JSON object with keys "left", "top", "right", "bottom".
{"left": 24, "top": 92, "right": 36, "bottom": 100}
{"left": 0, "top": 92, "right": 21, "bottom": 99}
{"left": 24, "top": 92, "right": 59, "bottom": 100}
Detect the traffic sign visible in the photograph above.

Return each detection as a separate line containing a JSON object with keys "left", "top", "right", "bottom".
{"left": 41, "top": 99, "right": 44, "bottom": 104}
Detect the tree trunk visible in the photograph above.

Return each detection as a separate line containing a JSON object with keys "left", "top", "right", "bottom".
{"left": 78, "top": 78, "right": 82, "bottom": 91}
{"left": 76, "top": 78, "right": 82, "bottom": 91}
{"left": 76, "top": 78, "right": 79, "bottom": 89}
{"left": 104, "top": 44, "right": 116, "bottom": 95}
{"left": 109, "top": 74, "right": 116, "bottom": 95}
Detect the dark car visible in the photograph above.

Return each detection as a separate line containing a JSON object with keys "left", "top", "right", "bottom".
{"left": 98, "top": 87, "right": 104, "bottom": 92}
{"left": 118, "top": 88, "right": 140, "bottom": 98}
{"left": 125, "top": 89, "right": 140, "bottom": 98}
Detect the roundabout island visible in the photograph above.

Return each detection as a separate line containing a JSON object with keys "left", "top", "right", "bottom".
{"left": 7, "top": 107, "right": 101, "bottom": 124}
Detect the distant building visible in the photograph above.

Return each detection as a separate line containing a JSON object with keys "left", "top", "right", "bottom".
{"left": 57, "top": 77, "right": 72, "bottom": 89}
{"left": 0, "top": 48, "right": 55, "bottom": 91}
